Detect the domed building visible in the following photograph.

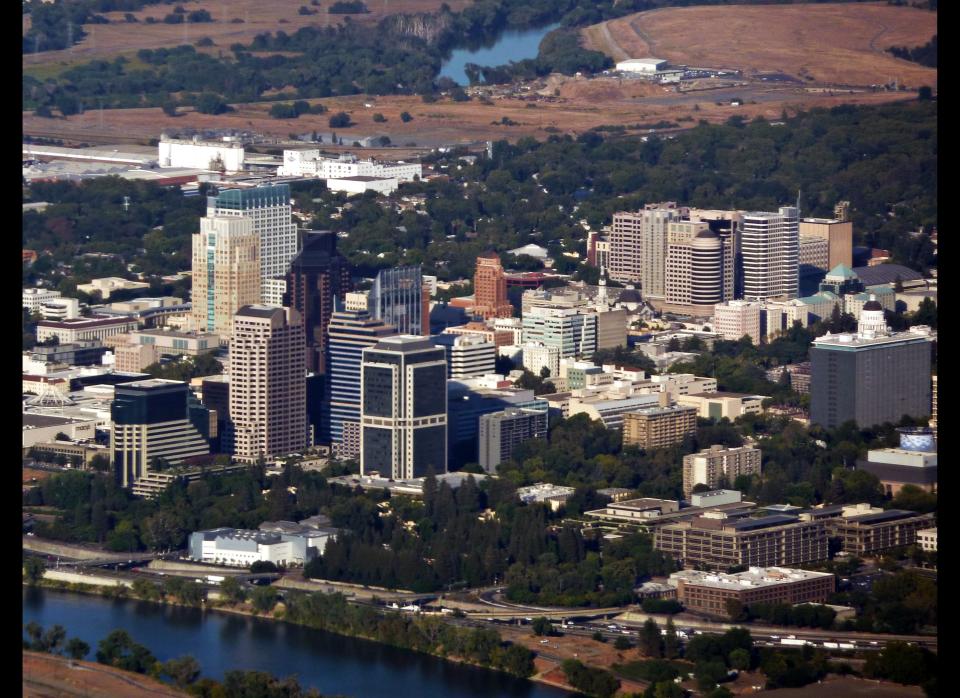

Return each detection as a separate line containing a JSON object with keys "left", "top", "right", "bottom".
{"left": 664, "top": 223, "right": 735, "bottom": 317}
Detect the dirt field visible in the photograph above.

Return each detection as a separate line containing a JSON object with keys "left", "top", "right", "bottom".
{"left": 581, "top": 2, "right": 937, "bottom": 88}
{"left": 22, "top": 79, "right": 917, "bottom": 148}
{"left": 754, "top": 676, "right": 925, "bottom": 697}
{"left": 23, "top": 651, "right": 188, "bottom": 698}
{"left": 23, "top": 0, "right": 471, "bottom": 73}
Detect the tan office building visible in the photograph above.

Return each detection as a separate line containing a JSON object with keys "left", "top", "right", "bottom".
{"left": 230, "top": 305, "right": 307, "bottom": 463}
{"left": 610, "top": 205, "right": 679, "bottom": 296}
{"left": 664, "top": 221, "right": 735, "bottom": 317}
{"left": 191, "top": 216, "right": 261, "bottom": 337}
{"left": 670, "top": 567, "right": 835, "bottom": 616}
{"left": 712, "top": 301, "right": 763, "bottom": 343}
{"left": 623, "top": 396, "right": 697, "bottom": 449}
{"left": 799, "top": 218, "right": 853, "bottom": 270}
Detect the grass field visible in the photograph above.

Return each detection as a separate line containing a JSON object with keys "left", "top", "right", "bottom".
{"left": 581, "top": 2, "right": 937, "bottom": 88}
{"left": 23, "top": 651, "right": 188, "bottom": 698}
{"left": 23, "top": 0, "right": 471, "bottom": 70}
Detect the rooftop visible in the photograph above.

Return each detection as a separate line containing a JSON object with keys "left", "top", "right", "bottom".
{"left": 670, "top": 566, "right": 833, "bottom": 590}
{"left": 842, "top": 509, "right": 932, "bottom": 525}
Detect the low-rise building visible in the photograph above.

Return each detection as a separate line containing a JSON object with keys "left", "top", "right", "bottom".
{"left": 23, "top": 413, "right": 98, "bottom": 450}
{"left": 654, "top": 514, "right": 829, "bottom": 570}
{"left": 23, "top": 287, "right": 62, "bottom": 313}
{"left": 916, "top": 527, "right": 937, "bottom": 552}
{"left": 669, "top": 567, "right": 835, "bottom": 617}
{"left": 856, "top": 428, "right": 937, "bottom": 496}
{"left": 712, "top": 301, "right": 763, "bottom": 343}
{"left": 516, "top": 483, "right": 576, "bottom": 511}
{"left": 326, "top": 471, "right": 488, "bottom": 497}
{"left": 676, "top": 392, "right": 766, "bottom": 420}
{"left": 75, "top": 277, "right": 151, "bottom": 300}
{"left": 38, "top": 297, "right": 81, "bottom": 320}
{"left": 188, "top": 526, "right": 333, "bottom": 567}
{"left": 689, "top": 489, "right": 742, "bottom": 508}
{"left": 829, "top": 508, "right": 935, "bottom": 556}
{"left": 36, "top": 316, "right": 140, "bottom": 344}
{"left": 326, "top": 175, "right": 400, "bottom": 196}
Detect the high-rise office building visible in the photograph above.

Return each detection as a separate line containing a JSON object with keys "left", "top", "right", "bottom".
{"left": 799, "top": 218, "right": 853, "bottom": 271}
{"left": 111, "top": 379, "right": 211, "bottom": 488}
{"left": 478, "top": 407, "right": 548, "bottom": 473}
{"left": 230, "top": 305, "right": 307, "bottom": 462}
{"left": 282, "top": 231, "right": 352, "bottom": 374}
{"left": 207, "top": 184, "right": 298, "bottom": 306}
{"left": 473, "top": 252, "right": 514, "bottom": 320}
{"left": 360, "top": 336, "right": 448, "bottom": 479}
{"left": 369, "top": 265, "right": 425, "bottom": 336}
{"left": 810, "top": 301, "right": 933, "bottom": 429}
{"left": 326, "top": 310, "right": 397, "bottom": 457}
{"left": 191, "top": 216, "right": 261, "bottom": 336}
{"left": 609, "top": 205, "right": 679, "bottom": 297}
{"left": 665, "top": 221, "right": 735, "bottom": 316}
{"left": 741, "top": 207, "right": 799, "bottom": 301}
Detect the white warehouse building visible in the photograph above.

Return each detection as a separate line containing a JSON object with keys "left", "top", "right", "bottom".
{"left": 188, "top": 527, "right": 335, "bottom": 567}
{"left": 159, "top": 136, "right": 245, "bottom": 172}
{"left": 278, "top": 151, "right": 422, "bottom": 182}
{"left": 616, "top": 58, "right": 668, "bottom": 74}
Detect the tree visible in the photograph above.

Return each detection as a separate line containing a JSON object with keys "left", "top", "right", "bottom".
{"left": 162, "top": 655, "right": 202, "bottom": 687}
{"left": 220, "top": 576, "right": 247, "bottom": 604}
{"left": 663, "top": 617, "right": 680, "bottom": 659}
{"left": 65, "top": 638, "right": 90, "bottom": 660}
{"left": 96, "top": 630, "right": 157, "bottom": 674}
{"left": 729, "top": 648, "right": 751, "bottom": 671}
{"left": 917, "top": 86, "right": 933, "bottom": 100}
{"left": 161, "top": 101, "right": 178, "bottom": 117}
{"left": 251, "top": 585, "right": 279, "bottom": 614}
{"left": 592, "top": 630, "right": 606, "bottom": 643}
{"left": 725, "top": 598, "right": 748, "bottom": 622}
{"left": 640, "top": 618, "right": 663, "bottom": 658}
{"left": 695, "top": 660, "right": 728, "bottom": 691}
{"left": 196, "top": 93, "right": 228, "bottom": 115}
{"left": 532, "top": 616, "right": 554, "bottom": 636}
{"left": 329, "top": 112, "right": 352, "bottom": 128}
{"left": 373, "top": 112, "right": 387, "bottom": 122}
{"left": 251, "top": 560, "right": 279, "bottom": 574}
{"left": 400, "top": 111, "right": 413, "bottom": 123}
{"left": 654, "top": 682, "right": 685, "bottom": 698}
{"left": 614, "top": 636, "right": 632, "bottom": 650}
{"left": 24, "top": 556, "right": 45, "bottom": 586}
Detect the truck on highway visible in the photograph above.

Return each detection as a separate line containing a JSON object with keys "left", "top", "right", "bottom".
{"left": 206, "top": 575, "right": 225, "bottom": 585}
{"left": 822, "top": 642, "right": 839, "bottom": 649}
{"left": 838, "top": 642, "right": 855, "bottom": 650}
{"left": 781, "top": 639, "right": 809, "bottom": 647}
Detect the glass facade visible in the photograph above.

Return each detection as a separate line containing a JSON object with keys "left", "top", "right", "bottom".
{"left": 370, "top": 265, "right": 423, "bottom": 335}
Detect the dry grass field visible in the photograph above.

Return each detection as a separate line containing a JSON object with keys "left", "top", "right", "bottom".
{"left": 581, "top": 2, "right": 936, "bottom": 88}
{"left": 23, "top": 651, "right": 188, "bottom": 698}
{"left": 22, "top": 79, "right": 918, "bottom": 148}
{"left": 23, "top": 0, "right": 471, "bottom": 73}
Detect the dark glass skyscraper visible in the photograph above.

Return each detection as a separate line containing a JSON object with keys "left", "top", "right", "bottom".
{"left": 369, "top": 265, "right": 424, "bottom": 336}
{"left": 283, "top": 231, "right": 352, "bottom": 375}
{"left": 360, "top": 336, "right": 447, "bottom": 479}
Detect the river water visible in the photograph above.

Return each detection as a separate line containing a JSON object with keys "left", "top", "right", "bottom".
{"left": 23, "top": 589, "right": 570, "bottom": 698}
{"left": 439, "top": 23, "right": 562, "bottom": 86}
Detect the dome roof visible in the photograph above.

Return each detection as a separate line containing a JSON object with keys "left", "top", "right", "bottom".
{"left": 862, "top": 300, "right": 883, "bottom": 311}
{"left": 695, "top": 229, "right": 718, "bottom": 239}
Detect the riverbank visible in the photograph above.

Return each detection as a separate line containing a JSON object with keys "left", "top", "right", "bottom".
{"left": 24, "top": 651, "right": 187, "bottom": 698}
{"left": 25, "top": 579, "right": 576, "bottom": 696}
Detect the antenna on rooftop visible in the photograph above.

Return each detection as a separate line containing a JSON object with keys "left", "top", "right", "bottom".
{"left": 796, "top": 189, "right": 801, "bottom": 218}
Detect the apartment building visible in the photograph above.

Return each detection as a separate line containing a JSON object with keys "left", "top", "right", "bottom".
{"left": 622, "top": 395, "right": 698, "bottom": 449}
{"left": 683, "top": 444, "right": 762, "bottom": 497}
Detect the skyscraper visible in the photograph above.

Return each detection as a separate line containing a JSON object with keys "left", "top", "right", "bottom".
{"left": 326, "top": 309, "right": 397, "bottom": 457}
{"left": 369, "top": 265, "right": 425, "bottom": 335}
{"left": 191, "top": 216, "right": 261, "bottom": 336}
{"left": 207, "top": 184, "right": 298, "bottom": 306}
{"left": 809, "top": 301, "right": 933, "bottom": 429}
{"left": 360, "top": 336, "right": 447, "bottom": 479}
{"left": 609, "top": 204, "right": 679, "bottom": 297}
{"left": 741, "top": 206, "right": 799, "bottom": 301}
{"left": 230, "top": 305, "right": 307, "bottom": 462}
{"left": 111, "top": 379, "right": 211, "bottom": 488}
{"left": 473, "top": 252, "right": 513, "bottom": 320}
{"left": 283, "top": 231, "right": 352, "bottom": 374}
{"left": 664, "top": 221, "right": 735, "bottom": 316}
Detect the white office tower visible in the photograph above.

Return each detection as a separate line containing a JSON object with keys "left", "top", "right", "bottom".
{"left": 432, "top": 334, "right": 496, "bottom": 380}
{"left": 741, "top": 206, "right": 799, "bottom": 301}
{"left": 207, "top": 184, "right": 298, "bottom": 306}
{"left": 609, "top": 205, "right": 680, "bottom": 297}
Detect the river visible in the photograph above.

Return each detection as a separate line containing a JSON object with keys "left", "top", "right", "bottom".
{"left": 439, "top": 23, "right": 562, "bottom": 86}
{"left": 23, "top": 589, "right": 570, "bottom": 697}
